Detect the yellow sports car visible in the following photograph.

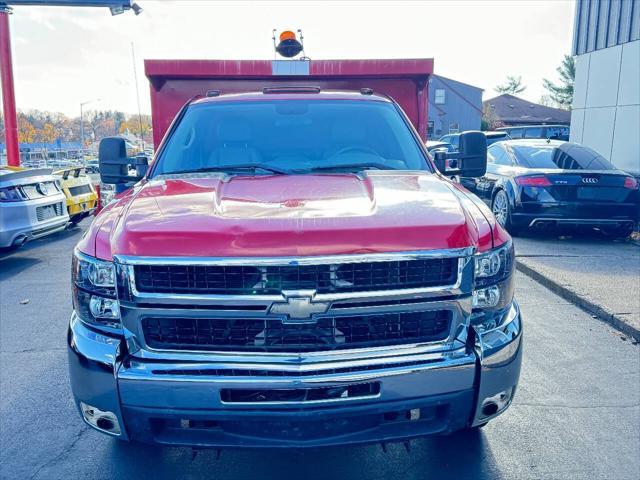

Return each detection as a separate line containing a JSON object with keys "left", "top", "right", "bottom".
{"left": 54, "top": 166, "right": 98, "bottom": 224}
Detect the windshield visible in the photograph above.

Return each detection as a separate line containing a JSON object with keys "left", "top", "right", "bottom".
{"left": 512, "top": 144, "right": 616, "bottom": 170}
{"left": 153, "top": 99, "right": 429, "bottom": 176}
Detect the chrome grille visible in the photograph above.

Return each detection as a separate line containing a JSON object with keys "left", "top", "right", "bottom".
{"left": 141, "top": 310, "right": 451, "bottom": 352}
{"left": 133, "top": 258, "right": 457, "bottom": 295}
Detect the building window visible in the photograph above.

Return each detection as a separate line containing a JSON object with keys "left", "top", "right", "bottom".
{"left": 449, "top": 122, "right": 459, "bottom": 134}
{"left": 434, "top": 89, "right": 446, "bottom": 105}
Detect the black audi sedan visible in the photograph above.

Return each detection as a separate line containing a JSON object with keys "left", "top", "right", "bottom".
{"left": 461, "top": 139, "right": 639, "bottom": 237}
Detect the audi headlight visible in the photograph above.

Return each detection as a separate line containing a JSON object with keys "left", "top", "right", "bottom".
{"left": 472, "top": 242, "right": 515, "bottom": 331}
{"left": 72, "top": 249, "right": 121, "bottom": 331}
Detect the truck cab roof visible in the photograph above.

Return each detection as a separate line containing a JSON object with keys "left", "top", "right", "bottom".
{"left": 190, "top": 89, "right": 393, "bottom": 106}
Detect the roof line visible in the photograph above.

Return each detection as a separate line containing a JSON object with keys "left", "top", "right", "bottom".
{"left": 434, "top": 76, "right": 483, "bottom": 115}
{"left": 432, "top": 74, "right": 484, "bottom": 92}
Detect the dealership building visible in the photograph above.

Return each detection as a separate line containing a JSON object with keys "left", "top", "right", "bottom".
{"left": 570, "top": 0, "right": 639, "bottom": 175}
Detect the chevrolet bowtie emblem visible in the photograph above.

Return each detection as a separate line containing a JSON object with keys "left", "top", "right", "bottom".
{"left": 269, "top": 291, "right": 329, "bottom": 321}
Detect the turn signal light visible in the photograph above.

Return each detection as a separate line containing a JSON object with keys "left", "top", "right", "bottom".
{"left": 515, "top": 175, "right": 552, "bottom": 187}
{"left": 624, "top": 176, "right": 638, "bottom": 190}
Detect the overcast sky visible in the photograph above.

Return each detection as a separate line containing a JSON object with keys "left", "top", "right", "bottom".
{"left": 4, "top": 0, "right": 575, "bottom": 117}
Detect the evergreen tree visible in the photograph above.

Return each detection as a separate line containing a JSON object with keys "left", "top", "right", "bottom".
{"left": 543, "top": 55, "right": 575, "bottom": 109}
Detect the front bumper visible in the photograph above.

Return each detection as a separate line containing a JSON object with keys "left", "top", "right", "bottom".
{"left": 66, "top": 194, "right": 98, "bottom": 216}
{"left": 68, "top": 302, "right": 522, "bottom": 448}
{"left": 0, "top": 195, "right": 69, "bottom": 248}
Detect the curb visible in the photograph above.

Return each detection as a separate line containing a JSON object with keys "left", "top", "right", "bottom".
{"left": 516, "top": 260, "right": 640, "bottom": 342}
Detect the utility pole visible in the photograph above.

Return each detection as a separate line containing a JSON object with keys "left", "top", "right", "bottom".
{"left": 131, "top": 42, "right": 144, "bottom": 150}
{"left": 0, "top": 4, "right": 19, "bottom": 167}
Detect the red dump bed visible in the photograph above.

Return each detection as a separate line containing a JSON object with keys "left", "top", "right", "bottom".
{"left": 144, "top": 58, "right": 434, "bottom": 147}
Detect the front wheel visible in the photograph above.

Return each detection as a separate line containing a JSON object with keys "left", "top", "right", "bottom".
{"left": 492, "top": 190, "right": 520, "bottom": 235}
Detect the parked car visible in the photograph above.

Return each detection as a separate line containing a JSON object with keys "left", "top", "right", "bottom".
{"left": 0, "top": 167, "right": 69, "bottom": 248}
{"left": 484, "top": 131, "right": 512, "bottom": 146}
{"left": 496, "top": 125, "right": 570, "bottom": 141}
{"left": 68, "top": 89, "right": 522, "bottom": 448}
{"left": 462, "top": 139, "right": 639, "bottom": 237}
{"left": 54, "top": 166, "right": 98, "bottom": 224}
{"left": 84, "top": 159, "right": 100, "bottom": 174}
{"left": 425, "top": 140, "right": 455, "bottom": 153}
{"left": 439, "top": 131, "right": 511, "bottom": 151}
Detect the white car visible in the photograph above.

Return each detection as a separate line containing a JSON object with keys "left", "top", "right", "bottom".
{"left": 0, "top": 167, "right": 70, "bottom": 248}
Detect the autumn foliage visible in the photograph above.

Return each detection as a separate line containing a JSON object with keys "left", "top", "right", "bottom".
{"left": 1, "top": 110, "right": 152, "bottom": 146}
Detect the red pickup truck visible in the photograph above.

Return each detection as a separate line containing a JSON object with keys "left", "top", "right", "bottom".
{"left": 68, "top": 61, "right": 522, "bottom": 448}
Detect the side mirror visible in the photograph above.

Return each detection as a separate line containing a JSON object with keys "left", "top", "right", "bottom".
{"left": 98, "top": 137, "right": 147, "bottom": 185}
{"left": 433, "top": 131, "right": 487, "bottom": 178}
{"left": 433, "top": 151, "right": 447, "bottom": 174}
{"left": 134, "top": 154, "right": 149, "bottom": 178}
{"left": 433, "top": 151, "right": 458, "bottom": 174}
{"left": 458, "top": 131, "right": 487, "bottom": 177}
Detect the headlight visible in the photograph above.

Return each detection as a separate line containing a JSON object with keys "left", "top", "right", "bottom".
{"left": 72, "top": 249, "right": 121, "bottom": 331}
{"left": 0, "top": 185, "right": 28, "bottom": 202}
{"left": 472, "top": 242, "right": 515, "bottom": 332}
{"left": 474, "top": 242, "right": 513, "bottom": 289}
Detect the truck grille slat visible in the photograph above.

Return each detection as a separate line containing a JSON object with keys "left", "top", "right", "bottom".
{"left": 134, "top": 258, "right": 457, "bottom": 295}
{"left": 141, "top": 310, "right": 451, "bottom": 352}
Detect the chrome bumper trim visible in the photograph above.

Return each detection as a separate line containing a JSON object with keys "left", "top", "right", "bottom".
{"left": 472, "top": 301, "right": 523, "bottom": 426}
{"left": 119, "top": 348, "right": 473, "bottom": 385}
{"left": 528, "top": 217, "right": 635, "bottom": 227}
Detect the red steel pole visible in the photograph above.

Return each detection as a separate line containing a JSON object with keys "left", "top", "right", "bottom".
{"left": 0, "top": 8, "right": 20, "bottom": 167}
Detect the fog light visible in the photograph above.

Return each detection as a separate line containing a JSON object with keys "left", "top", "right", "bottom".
{"left": 80, "top": 402, "right": 121, "bottom": 436}
{"left": 480, "top": 387, "right": 513, "bottom": 419}
{"left": 89, "top": 296, "right": 120, "bottom": 320}
{"left": 472, "top": 285, "right": 501, "bottom": 308}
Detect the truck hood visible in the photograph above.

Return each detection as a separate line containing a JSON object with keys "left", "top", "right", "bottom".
{"left": 91, "top": 172, "right": 494, "bottom": 259}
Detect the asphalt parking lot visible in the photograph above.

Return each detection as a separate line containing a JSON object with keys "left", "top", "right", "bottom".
{"left": 515, "top": 231, "right": 640, "bottom": 338}
{"left": 1, "top": 223, "right": 639, "bottom": 480}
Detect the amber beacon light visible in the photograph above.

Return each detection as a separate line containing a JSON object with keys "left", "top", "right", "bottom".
{"left": 273, "top": 29, "right": 305, "bottom": 58}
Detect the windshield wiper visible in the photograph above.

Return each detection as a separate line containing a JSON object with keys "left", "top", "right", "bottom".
{"left": 165, "top": 164, "right": 288, "bottom": 176}
{"left": 306, "top": 162, "right": 390, "bottom": 172}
